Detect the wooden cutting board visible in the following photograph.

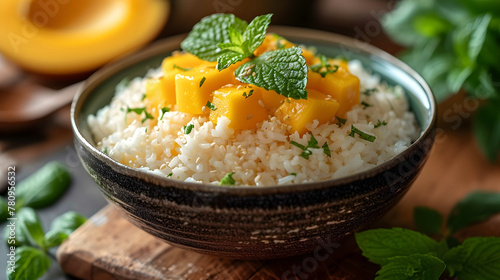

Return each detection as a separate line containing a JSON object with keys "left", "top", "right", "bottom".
{"left": 57, "top": 126, "right": 500, "bottom": 280}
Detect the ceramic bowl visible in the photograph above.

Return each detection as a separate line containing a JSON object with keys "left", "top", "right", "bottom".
{"left": 71, "top": 27, "right": 436, "bottom": 260}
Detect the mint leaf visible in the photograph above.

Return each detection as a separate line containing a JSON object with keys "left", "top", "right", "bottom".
{"left": 414, "top": 206, "right": 443, "bottom": 235}
{"left": 442, "top": 237, "right": 500, "bottom": 279}
{"left": 355, "top": 228, "right": 440, "bottom": 265}
{"left": 473, "top": 102, "right": 500, "bottom": 162}
{"left": 181, "top": 14, "right": 248, "bottom": 61}
{"left": 16, "top": 161, "right": 71, "bottom": 209}
{"left": 183, "top": 124, "right": 194, "bottom": 134}
{"left": 447, "top": 191, "right": 500, "bottom": 233}
{"left": 227, "top": 26, "right": 244, "bottom": 46}
{"left": 7, "top": 246, "right": 51, "bottom": 280}
{"left": 375, "top": 254, "right": 446, "bottom": 280}
{"left": 217, "top": 52, "right": 247, "bottom": 71}
{"left": 17, "top": 208, "right": 46, "bottom": 250}
{"left": 220, "top": 172, "right": 235, "bottom": 185}
{"left": 160, "top": 107, "right": 170, "bottom": 120}
{"left": 452, "top": 14, "right": 491, "bottom": 66}
{"left": 235, "top": 47, "right": 308, "bottom": 99}
{"left": 243, "top": 14, "right": 272, "bottom": 53}
{"left": 349, "top": 125, "right": 376, "bottom": 142}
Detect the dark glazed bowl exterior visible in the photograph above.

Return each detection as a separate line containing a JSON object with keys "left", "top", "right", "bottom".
{"left": 71, "top": 27, "right": 436, "bottom": 260}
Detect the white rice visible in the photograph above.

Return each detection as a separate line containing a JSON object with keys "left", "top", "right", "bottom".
{"left": 88, "top": 60, "right": 419, "bottom": 186}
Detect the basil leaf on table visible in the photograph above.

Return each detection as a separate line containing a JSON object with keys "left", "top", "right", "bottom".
{"left": 447, "top": 191, "right": 500, "bottom": 233}
{"left": 49, "top": 211, "right": 87, "bottom": 236}
{"left": 6, "top": 246, "right": 51, "bottom": 280}
{"left": 17, "top": 207, "right": 46, "bottom": 249}
{"left": 355, "top": 228, "right": 441, "bottom": 265}
{"left": 44, "top": 230, "right": 69, "bottom": 248}
{"left": 375, "top": 254, "right": 446, "bottom": 280}
{"left": 414, "top": 206, "right": 443, "bottom": 235}
{"left": 16, "top": 161, "right": 71, "bottom": 209}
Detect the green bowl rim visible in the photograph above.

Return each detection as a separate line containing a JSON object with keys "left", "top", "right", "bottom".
{"left": 71, "top": 26, "right": 437, "bottom": 195}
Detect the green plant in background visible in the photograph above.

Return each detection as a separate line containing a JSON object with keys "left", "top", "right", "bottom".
{"left": 382, "top": 0, "right": 500, "bottom": 162}
{"left": 356, "top": 191, "right": 500, "bottom": 279}
{"left": 5, "top": 209, "right": 87, "bottom": 280}
{"left": 1, "top": 161, "right": 87, "bottom": 280}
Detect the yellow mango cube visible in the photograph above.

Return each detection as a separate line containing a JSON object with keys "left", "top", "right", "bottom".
{"left": 275, "top": 89, "right": 340, "bottom": 134}
{"left": 260, "top": 89, "right": 286, "bottom": 113}
{"left": 144, "top": 78, "right": 165, "bottom": 112}
{"left": 175, "top": 62, "right": 241, "bottom": 115}
{"left": 209, "top": 86, "right": 269, "bottom": 130}
{"left": 307, "top": 68, "right": 360, "bottom": 117}
{"left": 160, "top": 52, "right": 215, "bottom": 106}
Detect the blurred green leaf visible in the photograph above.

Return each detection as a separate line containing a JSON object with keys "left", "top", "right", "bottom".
{"left": 447, "top": 191, "right": 500, "bottom": 233}
{"left": 6, "top": 246, "right": 51, "bottom": 280}
{"left": 17, "top": 208, "right": 46, "bottom": 250}
{"left": 0, "top": 197, "right": 8, "bottom": 223}
{"left": 50, "top": 211, "right": 87, "bottom": 236}
{"left": 452, "top": 14, "right": 491, "bottom": 67}
{"left": 414, "top": 207, "right": 443, "bottom": 235}
{"left": 414, "top": 13, "right": 452, "bottom": 37}
{"left": 442, "top": 237, "right": 500, "bottom": 279}
{"left": 16, "top": 161, "right": 71, "bottom": 209}
{"left": 375, "top": 254, "right": 445, "bottom": 280}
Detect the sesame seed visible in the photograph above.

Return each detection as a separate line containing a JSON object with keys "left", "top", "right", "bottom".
{"left": 252, "top": 72, "right": 256, "bottom": 77}
{"left": 255, "top": 174, "right": 261, "bottom": 182}
{"left": 202, "top": 106, "right": 206, "bottom": 113}
{"left": 247, "top": 114, "right": 253, "bottom": 120}
{"left": 258, "top": 100, "right": 265, "bottom": 107}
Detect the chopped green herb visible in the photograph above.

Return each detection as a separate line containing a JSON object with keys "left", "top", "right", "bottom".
{"left": 173, "top": 64, "right": 193, "bottom": 71}
{"left": 290, "top": 173, "right": 297, "bottom": 176}
{"left": 361, "top": 101, "right": 372, "bottom": 109}
{"left": 309, "top": 54, "right": 339, "bottom": 77}
{"left": 220, "top": 172, "right": 236, "bottom": 185}
{"left": 141, "top": 93, "right": 146, "bottom": 101}
{"left": 145, "top": 128, "right": 148, "bottom": 133}
{"left": 126, "top": 107, "right": 154, "bottom": 123}
{"left": 199, "top": 76, "right": 206, "bottom": 87}
{"left": 183, "top": 124, "right": 194, "bottom": 134}
{"left": 336, "top": 116, "right": 347, "bottom": 127}
{"left": 160, "top": 107, "right": 170, "bottom": 120}
{"left": 362, "top": 88, "right": 378, "bottom": 96}
{"left": 167, "top": 173, "right": 173, "bottom": 177}
{"left": 322, "top": 142, "right": 331, "bottom": 157}
{"left": 243, "top": 89, "right": 254, "bottom": 99}
{"left": 291, "top": 134, "right": 330, "bottom": 159}
{"left": 206, "top": 101, "right": 217, "bottom": 111}
{"left": 349, "top": 125, "right": 376, "bottom": 142}
{"left": 103, "top": 148, "right": 108, "bottom": 155}
{"left": 374, "top": 120, "right": 387, "bottom": 128}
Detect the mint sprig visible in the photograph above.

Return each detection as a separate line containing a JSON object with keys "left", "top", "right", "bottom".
{"left": 181, "top": 13, "right": 308, "bottom": 99}
{"left": 216, "top": 14, "right": 272, "bottom": 70}
{"left": 235, "top": 47, "right": 308, "bottom": 99}
{"left": 180, "top": 14, "right": 248, "bottom": 61}
{"left": 355, "top": 191, "right": 500, "bottom": 280}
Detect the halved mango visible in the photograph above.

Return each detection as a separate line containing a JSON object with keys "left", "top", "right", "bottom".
{"left": 0, "top": 0, "right": 170, "bottom": 76}
{"left": 209, "top": 85, "right": 268, "bottom": 130}
{"left": 307, "top": 68, "right": 360, "bottom": 117}
{"left": 275, "top": 89, "right": 340, "bottom": 134}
